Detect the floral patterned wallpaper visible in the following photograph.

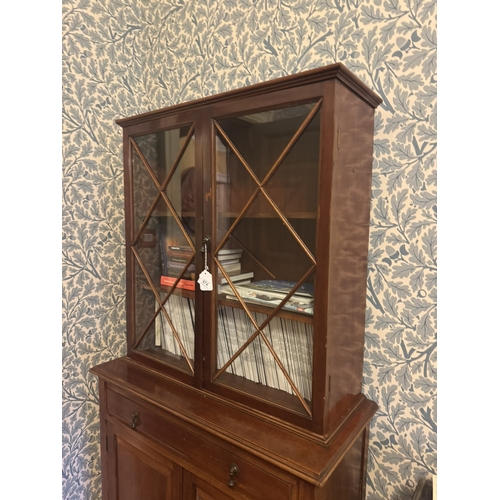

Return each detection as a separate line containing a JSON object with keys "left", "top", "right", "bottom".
{"left": 62, "top": 1, "right": 437, "bottom": 499}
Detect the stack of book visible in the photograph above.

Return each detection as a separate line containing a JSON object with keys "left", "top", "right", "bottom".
{"left": 220, "top": 280, "right": 314, "bottom": 315}
{"left": 160, "top": 244, "right": 255, "bottom": 291}
{"left": 161, "top": 244, "right": 196, "bottom": 291}
{"left": 216, "top": 247, "right": 243, "bottom": 273}
{"left": 216, "top": 247, "right": 254, "bottom": 286}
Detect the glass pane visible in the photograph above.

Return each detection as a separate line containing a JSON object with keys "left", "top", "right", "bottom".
{"left": 213, "top": 102, "right": 320, "bottom": 413}
{"left": 132, "top": 138, "right": 160, "bottom": 241}
{"left": 131, "top": 127, "right": 196, "bottom": 374}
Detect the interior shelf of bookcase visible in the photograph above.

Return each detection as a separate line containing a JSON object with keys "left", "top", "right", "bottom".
{"left": 151, "top": 212, "right": 196, "bottom": 217}
{"left": 217, "top": 295, "right": 314, "bottom": 324}
{"left": 146, "top": 285, "right": 313, "bottom": 324}
{"left": 148, "top": 212, "right": 317, "bottom": 219}
{"left": 142, "top": 284, "right": 196, "bottom": 299}
{"left": 219, "top": 212, "right": 317, "bottom": 219}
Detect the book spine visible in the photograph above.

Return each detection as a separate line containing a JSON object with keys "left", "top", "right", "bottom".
{"left": 280, "top": 303, "right": 314, "bottom": 314}
{"left": 221, "top": 264, "right": 241, "bottom": 273}
{"left": 159, "top": 230, "right": 169, "bottom": 276}
{"left": 168, "top": 245, "right": 192, "bottom": 252}
{"left": 167, "top": 261, "right": 195, "bottom": 271}
{"left": 166, "top": 250, "right": 194, "bottom": 260}
{"left": 168, "top": 256, "right": 193, "bottom": 263}
{"left": 160, "top": 276, "right": 196, "bottom": 291}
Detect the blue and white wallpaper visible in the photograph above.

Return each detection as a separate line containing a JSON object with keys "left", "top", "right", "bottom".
{"left": 62, "top": 1, "right": 437, "bottom": 498}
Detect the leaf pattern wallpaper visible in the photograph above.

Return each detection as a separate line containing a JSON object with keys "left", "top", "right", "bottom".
{"left": 62, "top": 1, "right": 437, "bottom": 498}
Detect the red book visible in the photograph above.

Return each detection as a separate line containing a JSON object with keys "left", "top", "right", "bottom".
{"left": 160, "top": 276, "right": 196, "bottom": 291}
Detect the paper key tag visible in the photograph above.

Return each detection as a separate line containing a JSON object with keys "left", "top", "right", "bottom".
{"left": 197, "top": 269, "right": 213, "bottom": 291}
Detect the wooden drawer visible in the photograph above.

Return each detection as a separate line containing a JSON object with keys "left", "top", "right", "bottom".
{"left": 106, "top": 388, "right": 297, "bottom": 500}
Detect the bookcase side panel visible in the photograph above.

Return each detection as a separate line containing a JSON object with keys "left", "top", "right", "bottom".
{"left": 324, "top": 82, "right": 376, "bottom": 431}
{"left": 309, "top": 79, "right": 337, "bottom": 434}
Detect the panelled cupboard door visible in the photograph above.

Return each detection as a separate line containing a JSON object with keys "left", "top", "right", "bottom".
{"left": 105, "top": 422, "right": 183, "bottom": 500}
{"left": 183, "top": 470, "right": 249, "bottom": 500}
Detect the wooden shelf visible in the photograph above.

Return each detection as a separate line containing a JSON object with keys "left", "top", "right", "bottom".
{"left": 217, "top": 295, "right": 313, "bottom": 324}
{"left": 219, "top": 212, "right": 317, "bottom": 219}
{"left": 151, "top": 211, "right": 317, "bottom": 219}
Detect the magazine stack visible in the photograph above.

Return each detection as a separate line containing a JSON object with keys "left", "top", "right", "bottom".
{"left": 219, "top": 279, "right": 314, "bottom": 315}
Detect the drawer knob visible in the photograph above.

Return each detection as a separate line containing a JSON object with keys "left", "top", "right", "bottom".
{"left": 228, "top": 463, "right": 239, "bottom": 488}
{"left": 131, "top": 411, "right": 139, "bottom": 429}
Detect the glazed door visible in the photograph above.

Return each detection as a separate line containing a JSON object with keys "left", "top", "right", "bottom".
{"left": 205, "top": 88, "right": 323, "bottom": 426}
{"left": 126, "top": 120, "right": 202, "bottom": 384}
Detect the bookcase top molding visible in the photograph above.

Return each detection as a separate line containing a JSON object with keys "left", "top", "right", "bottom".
{"left": 116, "top": 62, "right": 383, "bottom": 129}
